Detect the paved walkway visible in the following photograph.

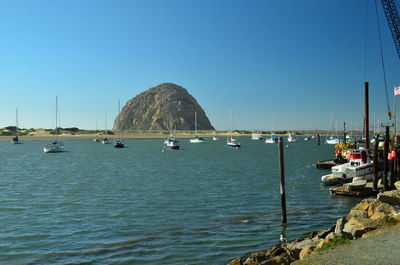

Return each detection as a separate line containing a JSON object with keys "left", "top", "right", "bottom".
{"left": 293, "top": 224, "right": 400, "bottom": 265}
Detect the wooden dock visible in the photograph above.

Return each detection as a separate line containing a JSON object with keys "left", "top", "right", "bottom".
{"left": 330, "top": 186, "right": 379, "bottom": 197}
{"left": 316, "top": 160, "right": 336, "bottom": 169}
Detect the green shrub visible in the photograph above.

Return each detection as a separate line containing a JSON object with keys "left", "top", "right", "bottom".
{"left": 383, "top": 215, "right": 397, "bottom": 225}
{"left": 316, "top": 237, "right": 350, "bottom": 252}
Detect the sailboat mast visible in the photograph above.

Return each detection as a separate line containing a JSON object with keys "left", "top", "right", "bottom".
{"left": 55, "top": 96, "right": 58, "bottom": 138}
{"left": 195, "top": 111, "right": 197, "bottom": 136}
{"left": 16, "top": 108, "right": 19, "bottom": 137}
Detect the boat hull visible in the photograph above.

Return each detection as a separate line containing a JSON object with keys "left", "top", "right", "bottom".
{"left": 43, "top": 144, "right": 64, "bottom": 153}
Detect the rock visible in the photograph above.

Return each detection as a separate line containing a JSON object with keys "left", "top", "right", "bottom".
{"left": 228, "top": 258, "right": 243, "bottom": 265}
{"left": 317, "top": 226, "right": 335, "bottom": 239}
{"left": 370, "top": 211, "right": 386, "bottom": 220}
{"left": 334, "top": 217, "right": 346, "bottom": 236}
{"left": 368, "top": 200, "right": 380, "bottom": 217}
{"left": 113, "top": 83, "right": 215, "bottom": 130}
{"left": 343, "top": 217, "right": 377, "bottom": 238}
{"left": 346, "top": 209, "right": 369, "bottom": 220}
{"left": 243, "top": 252, "right": 268, "bottom": 265}
{"left": 299, "top": 247, "right": 313, "bottom": 260}
{"left": 325, "top": 232, "right": 335, "bottom": 241}
{"left": 353, "top": 199, "right": 371, "bottom": 211}
{"left": 377, "top": 190, "right": 400, "bottom": 204}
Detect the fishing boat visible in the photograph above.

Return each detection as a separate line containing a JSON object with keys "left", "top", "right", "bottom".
{"left": 11, "top": 108, "right": 23, "bottom": 144}
{"left": 226, "top": 111, "right": 240, "bottom": 148}
{"left": 189, "top": 112, "right": 206, "bottom": 143}
{"left": 44, "top": 96, "right": 64, "bottom": 153}
{"left": 321, "top": 148, "right": 373, "bottom": 186}
{"left": 163, "top": 137, "right": 180, "bottom": 150}
{"left": 287, "top": 132, "right": 297, "bottom": 142}
{"left": 265, "top": 135, "right": 279, "bottom": 144}
{"left": 251, "top": 132, "right": 263, "bottom": 140}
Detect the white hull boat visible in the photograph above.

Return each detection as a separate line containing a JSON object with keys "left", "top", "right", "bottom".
{"left": 321, "top": 148, "right": 373, "bottom": 186}
{"left": 251, "top": 132, "right": 263, "bottom": 140}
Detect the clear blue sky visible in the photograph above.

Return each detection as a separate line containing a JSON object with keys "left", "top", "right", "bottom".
{"left": 1, "top": 0, "right": 399, "bottom": 131}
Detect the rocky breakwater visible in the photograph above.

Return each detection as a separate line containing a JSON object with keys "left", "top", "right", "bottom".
{"left": 227, "top": 190, "right": 400, "bottom": 265}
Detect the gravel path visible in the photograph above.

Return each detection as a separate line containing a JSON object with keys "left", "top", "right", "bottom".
{"left": 293, "top": 224, "right": 400, "bottom": 265}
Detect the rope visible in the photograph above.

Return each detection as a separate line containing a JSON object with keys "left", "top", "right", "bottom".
{"left": 375, "top": 0, "right": 392, "bottom": 120}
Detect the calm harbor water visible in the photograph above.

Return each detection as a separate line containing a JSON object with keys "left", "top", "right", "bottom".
{"left": 0, "top": 138, "right": 359, "bottom": 265}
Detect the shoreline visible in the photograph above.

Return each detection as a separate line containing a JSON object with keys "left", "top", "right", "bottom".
{"left": 227, "top": 189, "right": 400, "bottom": 265}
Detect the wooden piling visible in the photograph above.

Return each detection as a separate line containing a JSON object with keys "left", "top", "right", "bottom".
{"left": 317, "top": 133, "right": 320, "bottom": 146}
{"left": 383, "top": 126, "right": 389, "bottom": 191}
{"left": 278, "top": 137, "right": 287, "bottom": 224}
{"left": 364, "top": 82, "right": 370, "bottom": 149}
{"left": 373, "top": 136, "right": 379, "bottom": 191}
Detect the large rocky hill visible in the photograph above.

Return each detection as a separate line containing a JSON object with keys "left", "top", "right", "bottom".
{"left": 113, "top": 83, "right": 215, "bottom": 131}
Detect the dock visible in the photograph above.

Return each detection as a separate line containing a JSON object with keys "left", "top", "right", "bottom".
{"left": 330, "top": 184, "right": 380, "bottom": 197}
{"left": 316, "top": 160, "right": 337, "bottom": 169}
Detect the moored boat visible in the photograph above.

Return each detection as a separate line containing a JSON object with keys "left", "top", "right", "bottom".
{"left": 287, "top": 132, "right": 297, "bottom": 142}
{"left": 321, "top": 148, "right": 373, "bottom": 186}
{"left": 265, "top": 135, "right": 279, "bottom": 144}
{"left": 251, "top": 132, "right": 263, "bottom": 140}
{"left": 44, "top": 96, "right": 64, "bottom": 153}
{"left": 164, "top": 137, "right": 180, "bottom": 150}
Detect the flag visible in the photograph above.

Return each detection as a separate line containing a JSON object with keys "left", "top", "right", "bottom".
{"left": 395, "top": 86, "right": 400, "bottom": 96}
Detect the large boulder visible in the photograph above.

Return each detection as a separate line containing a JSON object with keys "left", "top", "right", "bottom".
{"left": 377, "top": 190, "right": 400, "bottom": 204}
{"left": 113, "top": 83, "right": 215, "bottom": 130}
{"left": 343, "top": 217, "right": 378, "bottom": 238}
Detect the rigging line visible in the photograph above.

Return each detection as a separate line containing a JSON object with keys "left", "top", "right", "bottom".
{"left": 364, "top": 0, "right": 368, "bottom": 81}
{"left": 375, "top": 0, "right": 392, "bottom": 119}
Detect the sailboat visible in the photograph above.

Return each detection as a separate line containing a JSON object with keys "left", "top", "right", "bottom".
{"left": 102, "top": 113, "right": 110, "bottom": 144}
{"left": 43, "top": 96, "right": 64, "bottom": 153}
{"left": 11, "top": 108, "right": 23, "bottom": 144}
{"left": 265, "top": 112, "right": 278, "bottom": 144}
{"left": 93, "top": 122, "right": 100, "bottom": 142}
{"left": 114, "top": 100, "right": 125, "bottom": 148}
{"left": 189, "top": 111, "right": 206, "bottom": 143}
{"left": 226, "top": 110, "right": 240, "bottom": 148}
{"left": 326, "top": 114, "right": 339, "bottom": 144}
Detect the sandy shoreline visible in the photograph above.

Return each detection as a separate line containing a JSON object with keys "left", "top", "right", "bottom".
{"left": 0, "top": 130, "right": 249, "bottom": 141}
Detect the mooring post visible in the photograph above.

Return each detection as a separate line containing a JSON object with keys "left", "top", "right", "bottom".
{"left": 317, "top": 133, "right": 320, "bottom": 146}
{"left": 365, "top": 82, "right": 370, "bottom": 149}
{"left": 343, "top": 122, "right": 347, "bottom": 145}
{"left": 373, "top": 136, "right": 379, "bottom": 190}
{"left": 278, "top": 137, "right": 287, "bottom": 224}
{"left": 383, "top": 126, "right": 389, "bottom": 191}
{"left": 390, "top": 136, "right": 395, "bottom": 187}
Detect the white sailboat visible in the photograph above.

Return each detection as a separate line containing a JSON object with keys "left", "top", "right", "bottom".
{"left": 265, "top": 112, "right": 278, "bottom": 144}
{"left": 189, "top": 111, "right": 206, "bottom": 143}
{"left": 102, "top": 113, "right": 110, "bottom": 144}
{"left": 43, "top": 96, "right": 64, "bottom": 153}
{"left": 11, "top": 108, "right": 23, "bottom": 144}
{"left": 227, "top": 110, "right": 240, "bottom": 148}
{"left": 287, "top": 132, "right": 297, "bottom": 142}
{"left": 114, "top": 100, "right": 125, "bottom": 148}
{"left": 326, "top": 114, "right": 339, "bottom": 144}
{"left": 93, "top": 122, "right": 100, "bottom": 142}
{"left": 251, "top": 131, "right": 263, "bottom": 140}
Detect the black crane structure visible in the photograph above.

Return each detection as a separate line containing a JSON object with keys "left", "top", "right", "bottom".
{"left": 381, "top": 0, "right": 400, "bottom": 58}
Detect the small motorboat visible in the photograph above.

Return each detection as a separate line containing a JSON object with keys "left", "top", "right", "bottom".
{"left": 114, "top": 138, "right": 124, "bottom": 148}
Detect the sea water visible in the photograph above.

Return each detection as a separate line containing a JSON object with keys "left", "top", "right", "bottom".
{"left": 0, "top": 138, "right": 359, "bottom": 264}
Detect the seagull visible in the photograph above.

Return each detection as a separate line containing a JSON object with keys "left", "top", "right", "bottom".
{"left": 280, "top": 234, "right": 287, "bottom": 243}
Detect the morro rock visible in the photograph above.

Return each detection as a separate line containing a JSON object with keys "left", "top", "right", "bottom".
{"left": 113, "top": 83, "right": 215, "bottom": 130}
